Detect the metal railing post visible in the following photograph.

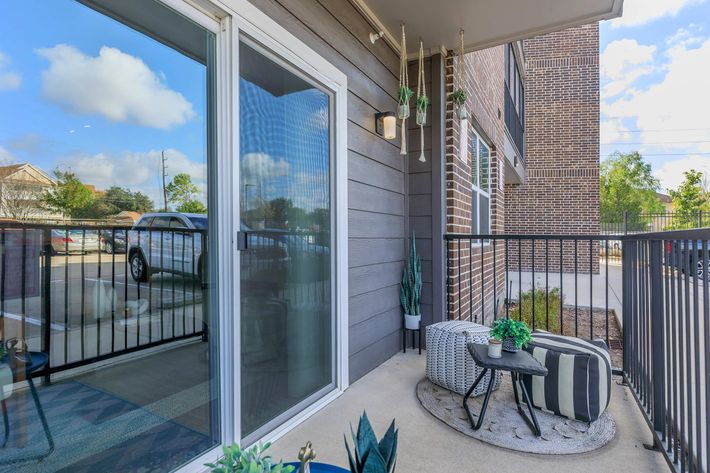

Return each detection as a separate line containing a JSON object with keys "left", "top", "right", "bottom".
{"left": 699, "top": 209, "right": 703, "bottom": 228}
{"left": 621, "top": 239, "right": 634, "bottom": 374}
{"left": 623, "top": 211, "right": 628, "bottom": 235}
{"left": 42, "top": 227, "right": 52, "bottom": 384}
{"left": 649, "top": 239, "right": 665, "bottom": 434}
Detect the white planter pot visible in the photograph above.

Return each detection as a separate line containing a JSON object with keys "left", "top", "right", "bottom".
{"left": 404, "top": 314, "right": 421, "bottom": 330}
{"left": 487, "top": 341, "right": 502, "bottom": 359}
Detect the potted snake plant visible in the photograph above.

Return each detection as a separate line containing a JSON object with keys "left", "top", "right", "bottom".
{"left": 401, "top": 233, "right": 422, "bottom": 330}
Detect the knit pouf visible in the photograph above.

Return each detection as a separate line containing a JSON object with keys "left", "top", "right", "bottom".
{"left": 425, "top": 321, "right": 501, "bottom": 396}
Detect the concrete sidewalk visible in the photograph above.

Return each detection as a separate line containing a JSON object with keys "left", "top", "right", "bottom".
{"left": 506, "top": 260, "right": 623, "bottom": 325}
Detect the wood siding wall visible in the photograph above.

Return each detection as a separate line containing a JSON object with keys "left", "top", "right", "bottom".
{"left": 246, "top": 0, "right": 415, "bottom": 382}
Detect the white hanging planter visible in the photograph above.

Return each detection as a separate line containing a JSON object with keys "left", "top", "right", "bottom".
{"left": 397, "top": 103, "right": 410, "bottom": 120}
{"left": 404, "top": 314, "right": 421, "bottom": 330}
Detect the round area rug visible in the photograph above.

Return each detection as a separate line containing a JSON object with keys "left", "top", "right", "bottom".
{"left": 416, "top": 375, "right": 615, "bottom": 454}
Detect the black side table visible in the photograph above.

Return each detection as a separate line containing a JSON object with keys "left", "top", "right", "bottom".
{"left": 463, "top": 343, "right": 548, "bottom": 436}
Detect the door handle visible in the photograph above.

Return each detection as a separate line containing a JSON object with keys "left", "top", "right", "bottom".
{"left": 237, "top": 231, "right": 248, "bottom": 251}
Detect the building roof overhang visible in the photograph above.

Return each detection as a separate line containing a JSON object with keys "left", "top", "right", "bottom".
{"left": 352, "top": 0, "right": 623, "bottom": 54}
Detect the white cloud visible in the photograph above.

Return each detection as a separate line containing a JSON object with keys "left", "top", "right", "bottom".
{"left": 604, "top": 37, "right": 710, "bottom": 154}
{"left": 0, "top": 51, "right": 21, "bottom": 92}
{"left": 0, "top": 146, "right": 16, "bottom": 165}
{"left": 653, "top": 156, "right": 710, "bottom": 192}
{"left": 600, "top": 39, "right": 657, "bottom": 100}
{"left": 666, "top": 25, "right": 704, "bottom": 47}
{"left": 611, "top": 0, "right": 706, "bottom": 28}
{"left": 58, "top": 148, "right": 206, "bottom": 206}
{"left": 36, "top": 44, "right": 194, "bottom": 129}
{"left": 241, "top": 153, "right": 290, "bottom": 181}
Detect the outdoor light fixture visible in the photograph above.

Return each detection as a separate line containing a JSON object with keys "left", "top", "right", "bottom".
{"left": 375, "top": 111, "right": 396, "bottom": 140}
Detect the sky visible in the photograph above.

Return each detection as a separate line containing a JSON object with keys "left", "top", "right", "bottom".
{"left": 0, "top": 0, "right": 208, "bottom": 208}
{"left": 600, "top": 0, "right": 710, "bottom": 193}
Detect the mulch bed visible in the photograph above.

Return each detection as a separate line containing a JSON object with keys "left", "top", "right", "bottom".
{"left": 505, "top": 305, "right": 624, "bottom": 368}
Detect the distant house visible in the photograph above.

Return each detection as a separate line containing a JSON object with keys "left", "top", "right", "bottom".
{"left": 0, "top": 163, "right": 59, "bottom": 221}
{"left": 656, "top": 192, "right": 673, "bottom": 213}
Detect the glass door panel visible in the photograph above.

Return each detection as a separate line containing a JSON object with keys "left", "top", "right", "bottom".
{"left": 239, "top": 40, "right": 334, "bottom": 439}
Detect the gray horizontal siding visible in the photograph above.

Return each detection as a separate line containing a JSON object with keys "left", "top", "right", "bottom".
{"left": 249, "top": 0, "right": 407, "bottom": 383}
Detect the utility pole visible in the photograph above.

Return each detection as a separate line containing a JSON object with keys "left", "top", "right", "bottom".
{"left": 161, "top": 150, "right": 168, "bottom": 212}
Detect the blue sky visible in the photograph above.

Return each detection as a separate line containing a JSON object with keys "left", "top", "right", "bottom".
{"left": 0, "top": 0, "right": 208, "bottom": 207}
{"left": 600, "top": 0, "right": 710, "bottom": 193}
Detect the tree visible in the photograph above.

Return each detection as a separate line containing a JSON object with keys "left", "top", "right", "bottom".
{"left": 176, "top": 200, "right": 207, "bottom": 213}
{"left": 669, "top": 169, "right": 710, "bottom": 228}
{"left": 166, "top": 173, "right": 199, "bottom": 211}
{"left": 42, "top": 170, "right": 94, "bottom": 218}
{"left": 101, "top": 186, "right": 154, "bottom": 213}
{"left": 600, "top": 152, "right": 664, "bottom": 225}
{"left": 0, "top": 181, "right": 46, "bottom": 221}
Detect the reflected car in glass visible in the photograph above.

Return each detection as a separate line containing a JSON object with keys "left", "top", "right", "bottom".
{"left": 128, "top": 212, "right": 207, "bottom": 283}
{"left": 51, "top": 229, "right": 101, "bottom": 254}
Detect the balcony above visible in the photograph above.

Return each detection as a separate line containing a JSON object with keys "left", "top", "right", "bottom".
{"left": 352, "top": 0, "right": 623, "bottom": 53}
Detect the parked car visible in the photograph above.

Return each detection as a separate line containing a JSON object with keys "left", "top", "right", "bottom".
{"left": 128, "top": 213, "right": 207, "bottom": 283}
{"left": 666, "top": 240, "right": 710, "bottom": 279}
{"left": 99, "top": 229, "right": 128, "bottom": 254}
{"left": 51, "top": 229, "right": 101, "bottom": 254}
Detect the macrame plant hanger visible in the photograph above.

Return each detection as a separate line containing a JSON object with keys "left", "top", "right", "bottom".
{"left": 415, "top": 40, "right": 428, "bottom": 162}
{"left": 453, "top": 30, "right": 469, "bottom": 161}
{"left": 398, "top": 24, "right": 410, "bottom": 156}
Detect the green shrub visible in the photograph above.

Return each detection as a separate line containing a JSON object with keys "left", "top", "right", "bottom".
{"left": 510, "top": 288, "right": 562, "bottom": 334}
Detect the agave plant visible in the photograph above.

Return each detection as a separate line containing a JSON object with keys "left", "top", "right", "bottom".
{"left": 205, "top": 442, "right": 294, "bottom": 473}
{"left": 400, "top": 233, "right": 422, "bottom": 316}
{"left": 344, "top": 412, "right": 398, "bottom": 473}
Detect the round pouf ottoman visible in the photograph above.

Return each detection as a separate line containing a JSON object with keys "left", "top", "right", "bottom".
{"left": 425, "top": 321, "right": 501, "bottom": 397}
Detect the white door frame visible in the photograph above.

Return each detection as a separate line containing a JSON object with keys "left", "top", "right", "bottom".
{"left": 162, "top": 0, "right": 349, "bottom": 469}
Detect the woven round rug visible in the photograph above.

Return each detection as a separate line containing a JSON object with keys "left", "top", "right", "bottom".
{"left": 416, "top": 375, "right": 615, "bottom": 454}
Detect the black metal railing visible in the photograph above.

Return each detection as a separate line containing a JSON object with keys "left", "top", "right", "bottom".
{"left": 0, "top": 222, "right": 207, "bottom": 379}
{"left": 446, "top": 229, "right": 710, "bottom": 472}
{"left": 504, "top": 83, "right": 525, "bottom": 164}
{"left": 445, "top": 234, "right": 622, "bottom": 367}
{"left": 622, "top": 228, "right": 710, "bottom": 473}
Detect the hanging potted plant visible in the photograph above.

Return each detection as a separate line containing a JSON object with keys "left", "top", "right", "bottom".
{"left": 415, "top": 41, "right": 428, "bottom": 162}
{"left": 398, "top": 25, "right": 412, "bottom": 155}
{"left": 452, "top": 30, "right": 468, "bottom": 120}
{"left": 489, "top": 318, "right": 532, "bottom": 353}
{"left": 401, "top": 233, "right": 422, "bottom": 330}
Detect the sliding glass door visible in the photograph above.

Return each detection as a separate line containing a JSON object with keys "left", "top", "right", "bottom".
{"left": 238, "top": 39, "right": 335, "bottom": 440}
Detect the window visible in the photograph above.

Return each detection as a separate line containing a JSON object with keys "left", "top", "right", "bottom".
{"left": 0, "top": 1, "right": 219, "bottom": 470}
{"left": 505, "top": 44, "right": 524, "bottom": 124}
{"left": 470, "top": 132, "right": 491, "bottom": 235}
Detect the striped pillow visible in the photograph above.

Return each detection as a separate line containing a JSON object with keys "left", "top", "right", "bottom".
{"left": 519, "top": 331, "right": 612, "bottom": 423}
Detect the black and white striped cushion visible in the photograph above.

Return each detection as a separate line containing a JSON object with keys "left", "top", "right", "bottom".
{"left": 519, "top": 331, "right": 612, "bottom": 423}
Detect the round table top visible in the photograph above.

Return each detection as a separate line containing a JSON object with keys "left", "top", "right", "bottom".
{"left": 284, "top": 462, "right": 349, "bottom": 472}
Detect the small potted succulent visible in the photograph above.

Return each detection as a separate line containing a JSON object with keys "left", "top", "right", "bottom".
{"left": 489, "top": 318, "right": 532, "bottom": 353}
{"left": 205, "top": 442, "right": 294, "bottom": 473}
{"left": 400, "top": 233, "right": 422, "bottom": 330}
{"left": 345, "top": 412, "right": 397, "bottom": 473}
{"left": 452, "top": 88, "right": 467, "bottom": 120}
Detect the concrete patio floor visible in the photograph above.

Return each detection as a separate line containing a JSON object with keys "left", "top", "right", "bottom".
{"left": 270, "top": 351, "right": 668, "bottom": 472}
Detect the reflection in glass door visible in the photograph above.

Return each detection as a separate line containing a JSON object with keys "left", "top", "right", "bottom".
{"left": 239, "top": 40, "right": 334, "bottom": 439}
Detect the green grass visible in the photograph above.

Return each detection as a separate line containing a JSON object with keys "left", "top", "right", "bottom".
{"left": 510, "top": 288, "right": 562, "bottom": 334}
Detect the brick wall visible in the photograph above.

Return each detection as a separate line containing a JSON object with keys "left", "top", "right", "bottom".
{"left": 445, "top": 47, "right": 506, "bottom": 323}
{"left": 505, "top": 23, "right": 600, "bottom": 273}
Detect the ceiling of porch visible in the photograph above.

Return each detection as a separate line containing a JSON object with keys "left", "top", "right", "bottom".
{"left": 352, "top": 0, "right": 623, "bottom": 54}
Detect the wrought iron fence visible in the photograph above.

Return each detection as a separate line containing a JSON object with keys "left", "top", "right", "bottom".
{"left": 0, "top": 222, "right": 207, "bottom": 380}
{"left": 602, "top": 211, "right": 709, "bottom": 235}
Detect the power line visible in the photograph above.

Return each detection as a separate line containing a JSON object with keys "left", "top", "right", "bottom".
{"left": 603, "top": 152, "right": 710, "bottom": 158}
{"left": 601, "top": 140, "right": 710, "bottom": 145}
{"left": 601, "top": 126, "right": 710, "bottom": 133}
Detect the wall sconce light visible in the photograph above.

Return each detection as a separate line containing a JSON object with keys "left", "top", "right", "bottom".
{"left": 375, "top": 111, "right": 396, "bottom": 140}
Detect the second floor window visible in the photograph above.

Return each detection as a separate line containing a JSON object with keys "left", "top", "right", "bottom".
{"left": 505, "top": 44, "right": 524, "bottom": 124}
{"left": 471, "top": 132, "right": 491, "bottom": 234}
